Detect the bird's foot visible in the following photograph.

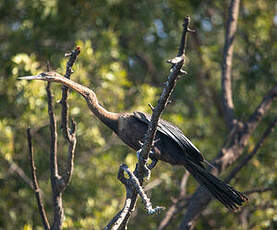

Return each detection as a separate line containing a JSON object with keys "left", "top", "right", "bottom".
{"left": 136, "top": 149, "right": 152, "bottom": 180}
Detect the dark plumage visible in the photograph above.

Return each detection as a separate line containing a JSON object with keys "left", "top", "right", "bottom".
{"left": 19, "top": 72, "right": 248, "bottom": 211}
{"left": 133, "top": 112, "right": 205, "bottom": 167}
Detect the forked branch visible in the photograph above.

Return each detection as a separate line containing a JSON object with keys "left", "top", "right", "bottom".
{"left": 27, "top": 47, "right": 80, "bottom": 230}
{"left": 105, "top": 17, "right": 194, "bottom": 230}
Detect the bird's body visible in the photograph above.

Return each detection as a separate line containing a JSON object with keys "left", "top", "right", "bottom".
{"left": 19, "top": 72, "right": 248, "bottom": 211}
{"left": 117, "top": 112, "right": 205, "bottom": 168}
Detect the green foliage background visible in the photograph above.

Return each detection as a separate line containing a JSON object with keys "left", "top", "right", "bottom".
{"left": 0, "top": 0, "right": 277, "bottom": 229}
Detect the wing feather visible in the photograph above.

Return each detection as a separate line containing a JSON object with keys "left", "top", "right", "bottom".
{"left": 134, "top": 112, "right": 205, "bottom": 167}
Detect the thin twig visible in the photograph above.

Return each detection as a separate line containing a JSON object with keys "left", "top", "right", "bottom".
{"left": 27, "top": 128, "right": 50, "bottom": 230}
{"left": 221, "top": 0, "right": 240, "bottom": 129}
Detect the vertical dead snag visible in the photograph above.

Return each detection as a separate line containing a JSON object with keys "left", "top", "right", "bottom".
{"left": 27, "top": 47, "right": 80, "bottom": 230}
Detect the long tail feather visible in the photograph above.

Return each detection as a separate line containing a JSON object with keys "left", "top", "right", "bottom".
{"left": 185, "top": 160, "right": 248, "bottom": 211}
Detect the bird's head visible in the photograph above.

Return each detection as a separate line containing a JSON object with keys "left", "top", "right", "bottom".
{"left": 18, "top": 71, "right": 64, "bottom": 81}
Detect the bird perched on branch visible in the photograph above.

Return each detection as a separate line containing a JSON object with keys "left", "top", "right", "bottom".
{"left": 19, "top": 72, "right": 248, "bottom": 211}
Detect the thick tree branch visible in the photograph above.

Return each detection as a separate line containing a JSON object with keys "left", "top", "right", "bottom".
{"left": 138, "top": 16, "right": 192, "bottom": 178}
{"left": 106, "top": 17, "right": 194, "bottom": 230}
{"left": 105, "top": 166, "right": 138, "bottom": 230}
{"left": 46, "top": 82, "right": 64, "bottom": 230}
{"left": 60, "top": 47, "right": 80, "bottom": 142}
{"left": 45, "top": 48, "right": 80, "bottom": 229}
{"left": 27, "top": 128, "right": 50, "bottom": 230}
{"left": 221, "top": 0, "right": 240, "bottom": 129}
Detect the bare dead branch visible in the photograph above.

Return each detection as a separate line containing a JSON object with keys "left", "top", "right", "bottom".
{"left": 105, "top": 190, "right": 138, "bottom": 230}
{"left": 128, "top": 164, "right": 165, "bottom": 214}
{"left": 60, "top": 46, "right": 80, "bottom": 142}
{"left": 225, "top": 117, "right": 277, "bottom": 183}
{"left": 46, "top": 82, "right": 65, "bottom": 230}
{"left": 221, "top": 0, "right": 240, "bottom": 129}
{"left": 59, "top": 47, "right": 80, "bottom": 189}
{"left": 138, "top": 16, "right": 192, "bottom": 178}
{"left": 106, "top": 17, "right": 193, "bottom": 230}
{"left": 25, "top": 49, "right": 80, "bottom": 230}
{"left": 44, "top": 48, "right": 80, "bottom": 229}
{"left": 104, "top": 165, "right": 138, "bottom": 230}
{"left": 27, "top": 128, "right": 50, "bottom": 230}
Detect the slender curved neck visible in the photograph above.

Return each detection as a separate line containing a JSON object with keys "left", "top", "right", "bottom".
{"left": 85, "top": 92, "right": 119, "bottom": 131}
{"left": 44, "top": 74, "right": 119, "bottom": 132}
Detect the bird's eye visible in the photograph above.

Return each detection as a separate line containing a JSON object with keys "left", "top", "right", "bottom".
{"left": 39, "top": 73, "right": 46, "bottom": 77}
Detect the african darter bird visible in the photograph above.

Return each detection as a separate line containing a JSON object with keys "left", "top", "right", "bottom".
{"left": 19, "top": 72, "right": 248, "bottom": 211}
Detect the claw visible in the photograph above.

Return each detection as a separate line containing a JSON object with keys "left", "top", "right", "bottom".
{"left": 147, "top": 159, "right": 158, "bottom": 170}
{"left": 167, "top": 56, "right": 183, "bottom": 64}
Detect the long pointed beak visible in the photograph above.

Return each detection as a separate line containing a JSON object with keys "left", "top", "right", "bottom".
{"left": 18, "top": 75, "right": 45, "bottom": 81}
